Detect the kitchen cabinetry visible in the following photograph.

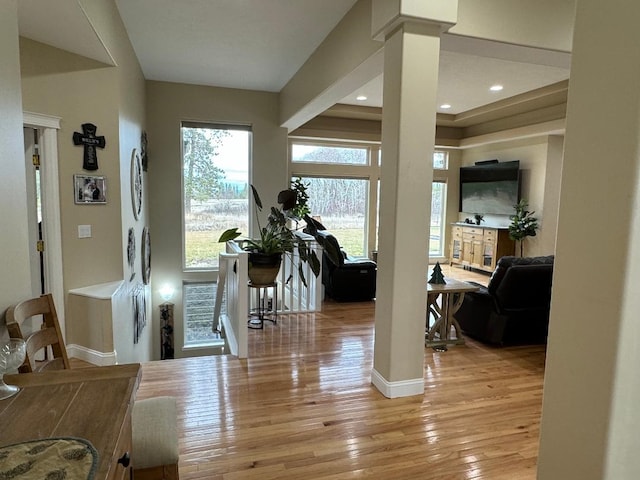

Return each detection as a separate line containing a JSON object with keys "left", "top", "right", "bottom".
{"left": 449, "top": 224, "right": 514, "bottom": 273}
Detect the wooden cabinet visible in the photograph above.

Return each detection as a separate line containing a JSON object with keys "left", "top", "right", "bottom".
{"left": 449, "top": 224, "right": 514, "bottom": 273}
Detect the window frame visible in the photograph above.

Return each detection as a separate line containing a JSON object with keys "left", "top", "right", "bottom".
{"left": 289, "top": 139, "right": 381, "bottom": 259}
{"left": 289, "top": 139, "right": 452, "bottom": 260}
{"left": 180, "top": 121, "right": 252, "bottom": 272}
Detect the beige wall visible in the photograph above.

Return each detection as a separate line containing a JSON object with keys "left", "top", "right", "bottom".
{"left": 538, "top": 1, "right": 640, "bottom": 476}
{"left": 20, "top": 38, "right": 123, "bottom": 290}
{"left": 460, "top": 136, "right": 556, "bottom": 257}
{"left": 280, "top": 0, "right": 382, "bottom": 130}
{"left": 281, "top": 0, "right": 575, "bottom": 134}
{"left": 0, "top": 1, "right": 32, "bottom": 338}
{"left": 539, "top": 135, "right": 564, "bottom": 254}
{"left": 18, "top": 0, "right": 150, "bottom": 363}
{"left": 452, "top": 0, "right": 575, "bottom": 52}
{"left": 146, "top": 80, "right": 287, "bottom": 359}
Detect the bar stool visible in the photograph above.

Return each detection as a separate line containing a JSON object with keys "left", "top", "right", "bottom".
{"left": 247, "top": 281, "right": 277, "bottom": 329}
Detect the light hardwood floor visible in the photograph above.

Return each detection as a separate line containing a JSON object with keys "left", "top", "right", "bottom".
{"left": 131, "top": 265, "right": 545, "bottom": 479}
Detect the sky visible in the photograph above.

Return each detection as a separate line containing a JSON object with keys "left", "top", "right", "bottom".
{"left": 212, "top": 130, "right": 249, "bottom": 184}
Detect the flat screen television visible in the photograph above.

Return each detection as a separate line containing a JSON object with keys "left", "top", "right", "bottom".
{"left": 459, "top": 160, "right": 520, "bottom": 215}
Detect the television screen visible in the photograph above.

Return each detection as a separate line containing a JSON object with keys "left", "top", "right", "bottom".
{"left": 460, "top": 160, "right": 520, "bottom": 215}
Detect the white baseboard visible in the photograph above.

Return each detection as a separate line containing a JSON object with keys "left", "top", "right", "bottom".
{"left": 66, "top": 344, "right": 117, "bottom": 366}
{"left": 371, "top": 368, "right": 424, "bottom": 398}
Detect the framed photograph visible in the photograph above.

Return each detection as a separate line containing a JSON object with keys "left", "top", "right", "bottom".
{"left": 74, "top": 174, "right": 106, "bottom": 204}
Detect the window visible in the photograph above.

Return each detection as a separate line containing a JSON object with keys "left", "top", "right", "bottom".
{"left": 290, "top": 142, "right": 450, "bottom": 260}
{"left": 430, "top": 150, "right": 449, "bottom": 257}
{"left": 433, "top": 151, "right": 448, "bottom": 169}
{"left": 430, "top": 181, "right": 447, "bottom": 256}
{"left": 292, "top": 144, "right": 368, "bottom": 165}
{"left": 290, "top": 140, "right": 379, "bottom": 259}
{"left": 183, "top": 282, "right": 225, "bottom": 348}
{"left": 181, "top": 123, "right": 250, "bottom": 270}
{"left": 297, "top": 177, "right": 369, "bottom": 256}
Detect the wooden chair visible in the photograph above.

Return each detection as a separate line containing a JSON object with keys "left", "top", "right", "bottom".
{"left": 5, "top": 293, "right": 70, "bottom": 373}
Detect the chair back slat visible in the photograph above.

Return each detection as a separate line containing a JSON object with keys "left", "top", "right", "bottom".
{"left": 6, "top": 293, "right": 70, "bottom": 373}
{"left": 36, "top": 357, "right": 67, "bottom": 372}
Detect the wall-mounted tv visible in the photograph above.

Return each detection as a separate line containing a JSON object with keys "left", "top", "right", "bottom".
{"left": 459, "top": 160, "right": 520, "bottom": 215}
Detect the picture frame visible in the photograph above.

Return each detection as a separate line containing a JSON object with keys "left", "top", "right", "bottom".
{"left": 74, "top": 174, "right": 106, "bottom": 204}
{"left": 130, "top": 148, "right": 143, "bottom": 220}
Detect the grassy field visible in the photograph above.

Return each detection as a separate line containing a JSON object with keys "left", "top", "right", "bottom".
{"left": 184, "top": 205, "right": 442, "bottom": 268}
{"left": 185, "top": 227, "right": 442, "bottom": 267}
{"left": 185, "top": 227, "right": 366, "bottom": 268}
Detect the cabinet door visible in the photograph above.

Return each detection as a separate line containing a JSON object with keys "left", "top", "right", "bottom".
{"left": 462, "top": 230, "right": 482, "bottom": 266}
{"left": 461, "top": 237, "right": 473, "bottom": 264}
{"left": 482, "top": 229, "right": 497, "bottom": 270}
{"left": 450, "top": 238, "right": 462, "bottom": 262}
{"left": 450, "top": 226, "right": 463, "bottom": 264}
{"left": 471, "top": 239, "right": 484, "bottom": 267}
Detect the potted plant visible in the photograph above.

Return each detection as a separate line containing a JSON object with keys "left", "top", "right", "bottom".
{"left": 218, "top": 185, "right": 322, "bottom": 286}
{"left": 508, "top": 199, "right": 539, "bottom": 257}
{"left": 289, "top": 177, "right": 311, "bottom": 220}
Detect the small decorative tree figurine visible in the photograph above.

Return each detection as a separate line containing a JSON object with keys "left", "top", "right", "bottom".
{"left": 428, "top": 262, "right": 446, "bottom": 284}
{"left": 508, "top": 199, "right": 539, "bottom": 257}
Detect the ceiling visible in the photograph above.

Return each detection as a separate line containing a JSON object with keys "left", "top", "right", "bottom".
{"left": 17, "top": 0, "right": 571, "bottom": 117}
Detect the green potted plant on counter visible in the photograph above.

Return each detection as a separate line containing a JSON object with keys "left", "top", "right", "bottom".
{"left": 218, "top": 185, "right": 321, "bottom": 286}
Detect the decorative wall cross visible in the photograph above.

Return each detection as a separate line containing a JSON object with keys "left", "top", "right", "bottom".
{"left": 73, "top": 123, "right": 106, "bottom": 170}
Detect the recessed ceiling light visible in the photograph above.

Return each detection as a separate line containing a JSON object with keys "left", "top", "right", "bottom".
{"left": 440, "top": 104, "right": 452, "bottom": 109}
{"left": 490, "top": 84, "right": 504, "bottom": 92}
{"left": 356, "top": 95, "right": 367, "bottom": 101}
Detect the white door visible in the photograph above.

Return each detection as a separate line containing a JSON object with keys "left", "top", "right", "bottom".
{"left": 23, "top": 112, "right": 65, "bottom": 337}
{"left": 23, "top": 127, "right": 44, "bottom": 298}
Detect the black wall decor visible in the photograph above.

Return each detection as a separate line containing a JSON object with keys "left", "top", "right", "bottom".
{"left": 73, "top": 123, "right": 105, "bottom": 170}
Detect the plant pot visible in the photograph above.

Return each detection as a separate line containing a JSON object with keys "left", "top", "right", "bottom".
{"left": 248, "top": 252, "right": 282, "bottom": 285}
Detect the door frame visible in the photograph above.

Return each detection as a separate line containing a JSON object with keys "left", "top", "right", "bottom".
{"left": 23, "top": 111, "right": 65, "bottom": 336}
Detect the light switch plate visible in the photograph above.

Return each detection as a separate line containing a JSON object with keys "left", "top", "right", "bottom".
{"left": 78, "top": 224, "right": 92, "bottom": 238}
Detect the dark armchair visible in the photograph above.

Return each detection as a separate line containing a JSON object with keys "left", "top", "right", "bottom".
{"left": 315, "top": 230, "right": 377, "bottom": 302}
{"left": 456, "top": 255, "right": 554, "bottom": 345}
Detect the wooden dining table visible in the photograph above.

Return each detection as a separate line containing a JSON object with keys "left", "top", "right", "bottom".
{"left": 0, "top": 363, "right": 141, "bottom": 480}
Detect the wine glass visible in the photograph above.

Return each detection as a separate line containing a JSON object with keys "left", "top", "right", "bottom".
{"left": 0, "top": 338, "right": 26, "bottom": 400}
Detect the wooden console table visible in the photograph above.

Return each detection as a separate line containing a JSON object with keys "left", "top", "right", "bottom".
{"left": 449, "top": 223, "right": 514, "bottom": 273}
{"left": 427, "top": 279, "right": 479, "bottom": 350}
{"left": 0, "top": 363, "right": 141, "bottom": 480}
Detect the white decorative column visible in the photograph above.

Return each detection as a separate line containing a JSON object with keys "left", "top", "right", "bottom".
{"left": 370, "top": 1, "right": 458, "bottom": 398}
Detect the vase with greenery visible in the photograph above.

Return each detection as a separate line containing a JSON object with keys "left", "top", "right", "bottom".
{"left": 218, "top": 185, "right": 327, "bottom": 286}
{"left": 508, "top": 199, "right": 539, "bottom": 257}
